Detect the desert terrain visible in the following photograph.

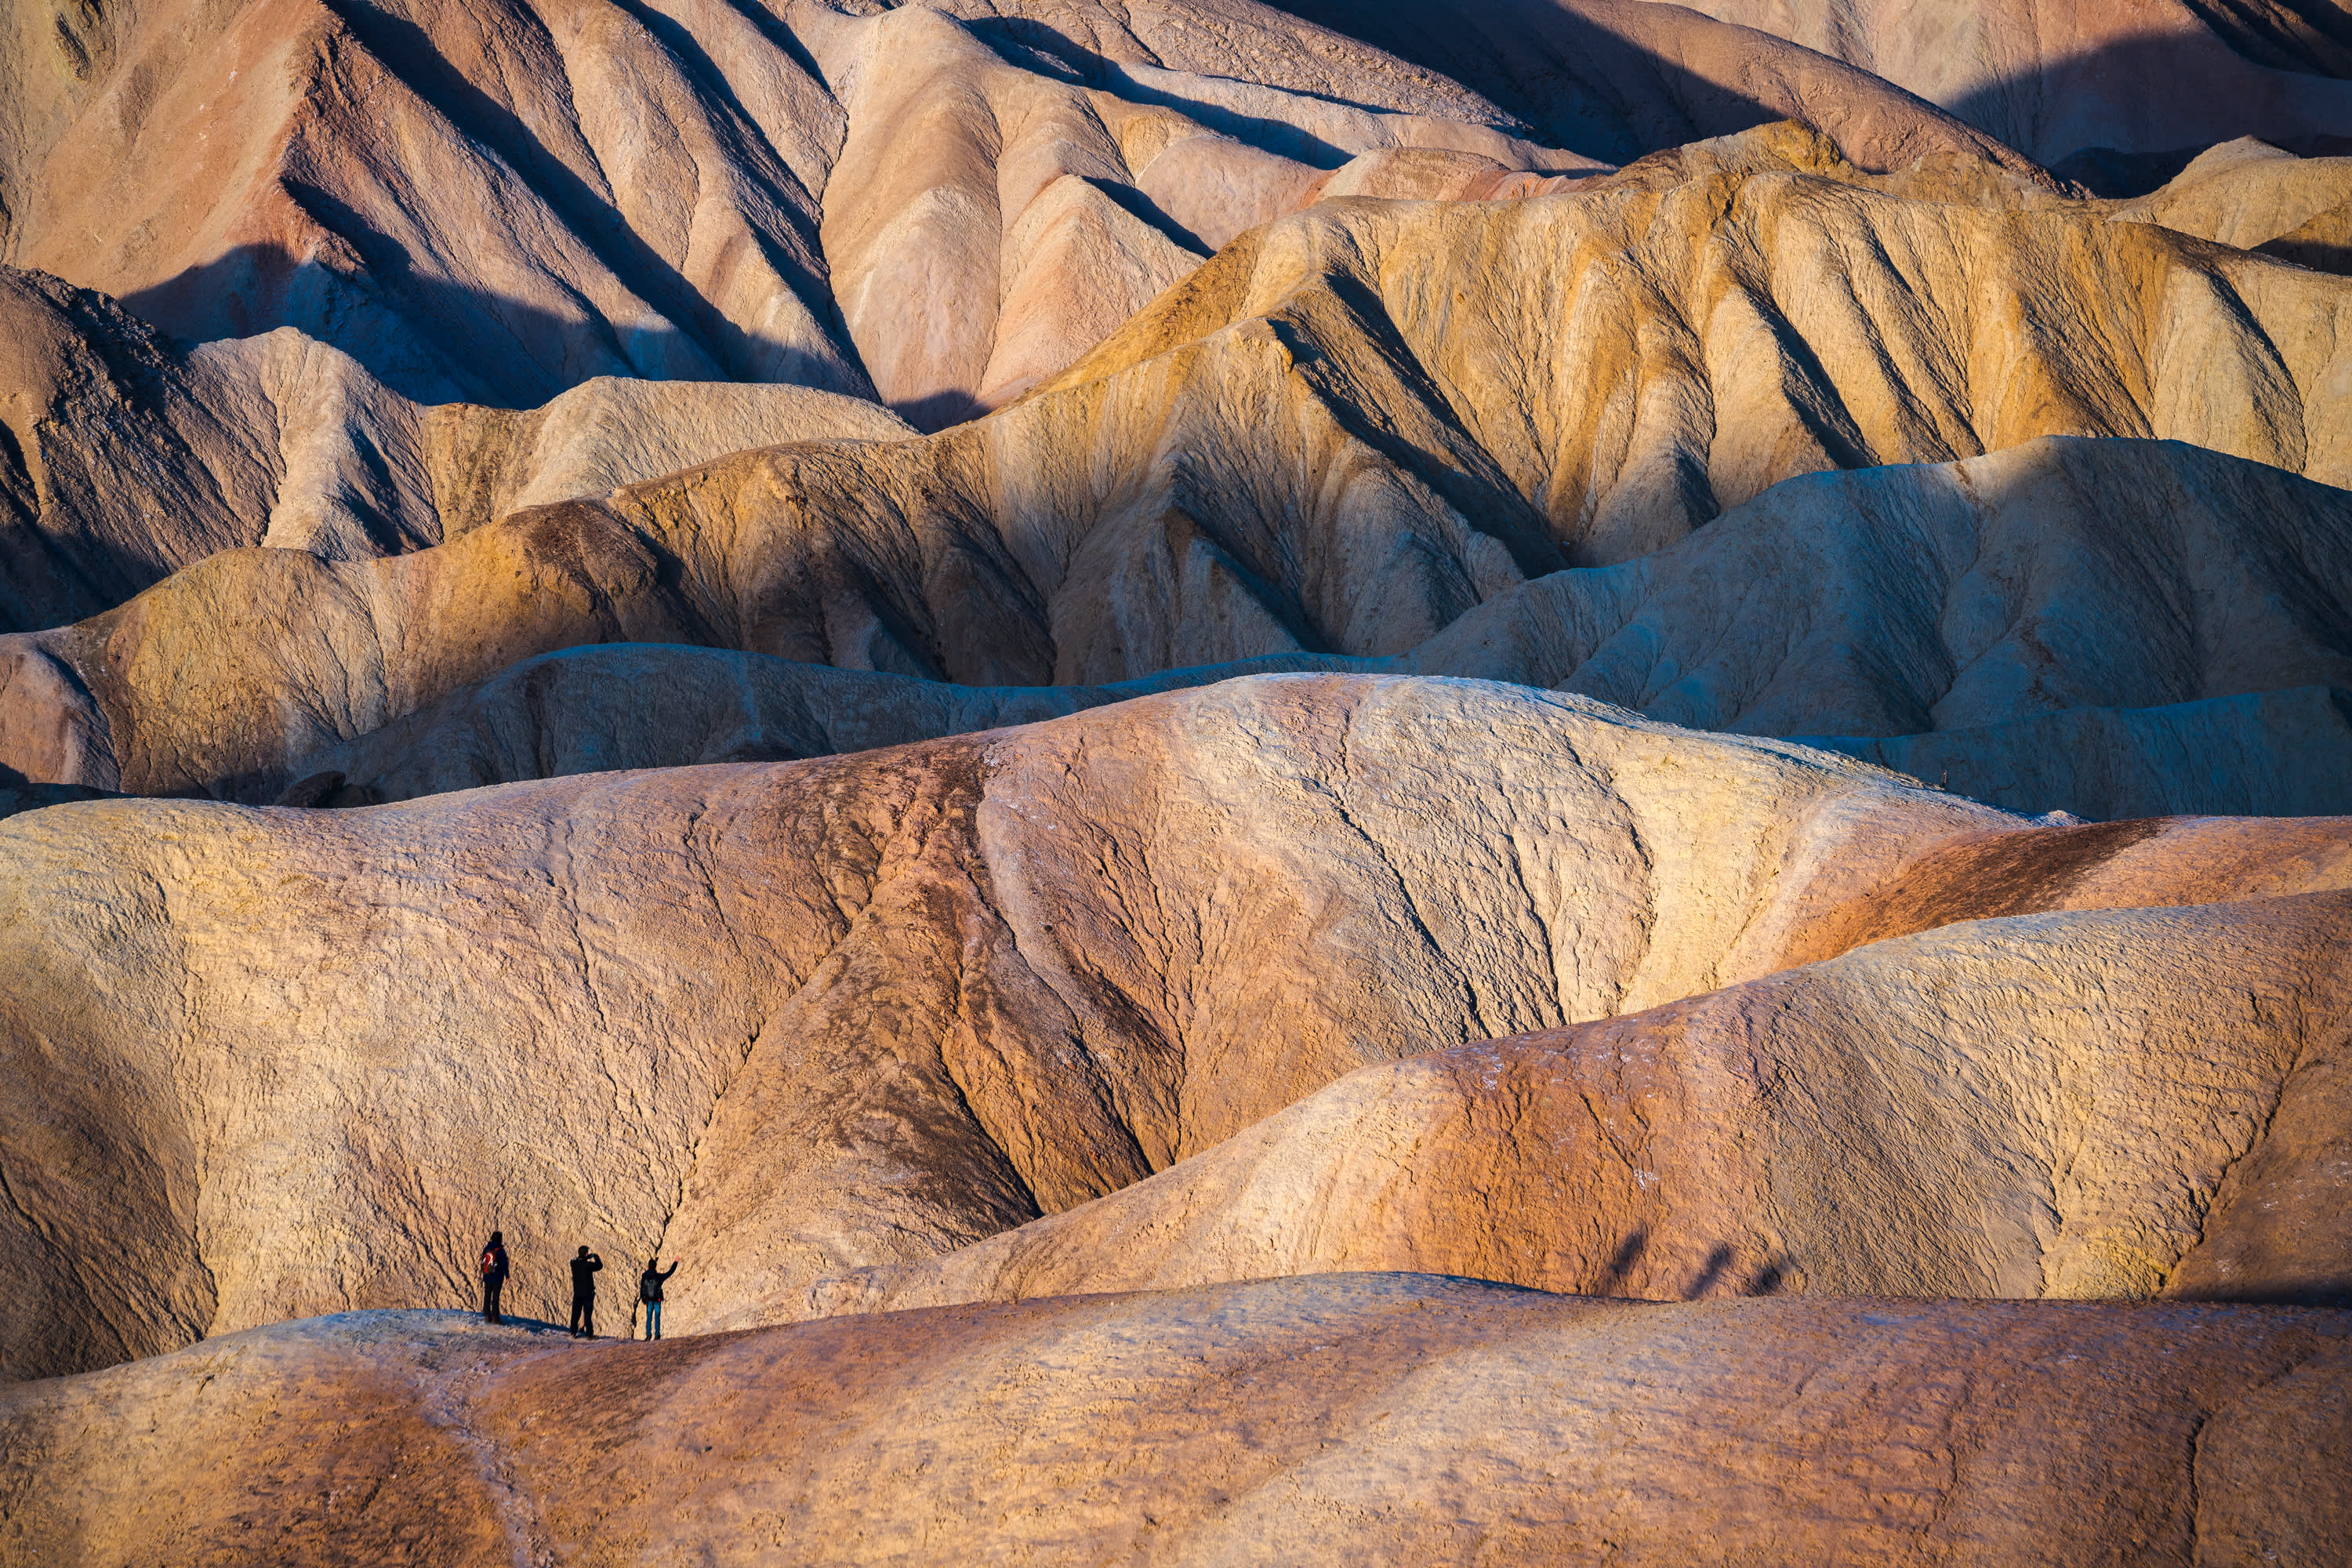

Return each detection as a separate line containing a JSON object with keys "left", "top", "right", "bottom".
{"left": 0, "top": 0, "right": 2347, "bottom": 1561}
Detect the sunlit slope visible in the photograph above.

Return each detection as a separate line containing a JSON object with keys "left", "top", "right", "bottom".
{"left": 2, "top": 1284, "right": 2345, "bottom": 1564}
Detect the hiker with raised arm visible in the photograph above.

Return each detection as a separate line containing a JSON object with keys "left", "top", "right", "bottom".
{"left": 480, "top": 1231, "right": 510, "bottom": 1324}
{"left": 639, "top": 1256, "right": 680, "bottom": 1340}
{"left": 568, "top": 1245, "right": 604, "bottom": 1338}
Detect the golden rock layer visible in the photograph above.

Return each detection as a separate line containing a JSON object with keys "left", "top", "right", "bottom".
{"left": 2, "top": 1282, "right": 2346, "bottom": 1565}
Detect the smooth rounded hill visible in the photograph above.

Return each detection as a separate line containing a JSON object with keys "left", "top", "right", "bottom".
{"left": 0, "top": 675, "right": 2034, "bottom": 1380}
{"left": 1, "top": 1282, "right": 2345, "bottom": 1564}
{"left": 5, "top": 676, "right": 2351, "bottom": 1385}
{"left": 811, "top": 877, "right": 2352, "bottom": 1319}
{"left": 2113, "top": 137, "right": 2352, "bottom": 271}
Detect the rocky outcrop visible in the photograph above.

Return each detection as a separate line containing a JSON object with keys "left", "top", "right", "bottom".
{"left": 2, "top": 1283, "right": 2346, "bottom": 1564}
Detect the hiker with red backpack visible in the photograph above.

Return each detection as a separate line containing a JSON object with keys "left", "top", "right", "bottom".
{"left": 480, "top": 1231, "right": 510, "bottom": 1323}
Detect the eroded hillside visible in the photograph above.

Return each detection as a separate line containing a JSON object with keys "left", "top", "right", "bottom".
{"left": 1, "top": 2, "right": 2348, "bottom": 1562}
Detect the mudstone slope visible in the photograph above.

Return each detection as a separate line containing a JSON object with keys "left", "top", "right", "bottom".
{"left": 3, "top": 1285, "right": 2348, "bottom": 1565}
{"left": 0, "top": 0, "right": 2349, "bottom": 1562}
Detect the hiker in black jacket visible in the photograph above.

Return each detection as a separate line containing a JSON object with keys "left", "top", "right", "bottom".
{"left": 568, "top": 1246, "right": 604, "bottom": 1338}
{"left": 480, "top": 1231, "right": 510, "bottom": 1324}
{"left": 639, "top": 1257, "right": 681, "bottom": 1340}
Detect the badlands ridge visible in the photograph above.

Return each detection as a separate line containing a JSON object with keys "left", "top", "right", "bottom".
{"left": 0, "top": 0, "right": 2349, "bottom": 1559}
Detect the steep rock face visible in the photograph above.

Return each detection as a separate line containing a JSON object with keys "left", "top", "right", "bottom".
{"left": 1645, "top": 0, "right": 2352, "bottom": 175}
{"left": 0, "top": 268, "right": 437, "bottom": 633}
{"left": 0, "top": 263, "right": 914, "bottom": 640}
{"left": 814, "top": 887, "right": 2352, "bottom": 1317}
{"left": 0, "top": 0, "right": 873, "bottom": 408}
{"left": 2, "top": 1287, "right": 2348, "bottom": 1565}
{"left": 0, "top": 675, "right": 2066, "bottom": 1380}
